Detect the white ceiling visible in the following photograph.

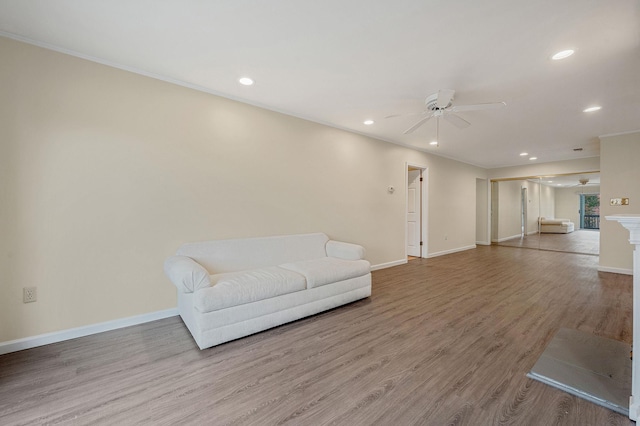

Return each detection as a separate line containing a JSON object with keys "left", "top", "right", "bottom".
{"left": 1, "top": 0, "right": 638, "bottom": 168}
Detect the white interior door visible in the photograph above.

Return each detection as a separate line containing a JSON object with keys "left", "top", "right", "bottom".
{"left": 407, "top": 169, "right": 421, "bottom": 257}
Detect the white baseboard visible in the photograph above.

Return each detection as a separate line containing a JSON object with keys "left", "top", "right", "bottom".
{"left": 427, "top": 245, "right": 477, "bottom": 258}
{"left": 476, "top": 241, "right": 491, "bottom": 246}
{"left": 630, "top": 396, "right": 639, "bottom": 421}
{"left": 492, "top": 234, "right": 522, "bottom": 243}
{"left": 372, "top": 246, "right": 480, "bottom": 268}
{"left": 597, "top": 266, "right": 633, "bottom": 275}
{"left": 371, "top": 259, "right": 407, "bottom": 271}
{"left": 0, "top": 308, "right": 179, "bottom": 356}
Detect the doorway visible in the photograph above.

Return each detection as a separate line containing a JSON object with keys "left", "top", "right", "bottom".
{"left": 406, "top": 164, "right": 428, "bottom": 260}
{"left": 580, "top": 193, "right": 601, "bottom": 230}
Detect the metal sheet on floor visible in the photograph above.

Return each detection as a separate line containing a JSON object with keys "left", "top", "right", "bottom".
{"left": 527, "top": 328, "right": 631, "bottom": 416}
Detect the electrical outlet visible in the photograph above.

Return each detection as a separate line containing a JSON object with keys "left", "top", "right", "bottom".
{"left": 23, "top": 287, "right": 37, "bottom": 303}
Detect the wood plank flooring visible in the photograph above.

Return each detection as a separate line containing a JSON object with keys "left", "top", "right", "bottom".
{"left": 0, "top": 246, "right": 632, "bottom": 425}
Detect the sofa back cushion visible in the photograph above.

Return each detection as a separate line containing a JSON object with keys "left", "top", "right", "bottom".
{"left": 280, "top": 257, "right": 371, "bottom": 289}
{"left": 176, "top": 233, "right": 329, "bottom": 274}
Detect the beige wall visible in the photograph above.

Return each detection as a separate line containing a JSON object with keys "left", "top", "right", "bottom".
{"left": 495, "top": 180, "right": 523, "bottom": 241}
{"left": 554, "top": 185, "right": 600, "bottom": 227}
{"left": 491, "top": 181, "right": 499, "bottom": 241}
{"left": 476, "top": 179, "right": 489, "bottom": 244}
{"left": 0, "top": 37, "right": 487, "bottom": 342}
{"left": 539, "top": 183, "right": 555, "bottom": 220}
{"left": 492, "top": 179, "right": 553, "bottom": 241}
{"left": 427, "top": 155, "right": 485, "bottom": 255}
{"left": 600, "top": 132, "right": 640, "bottom": 272}
{"left": 554, "top": 187, "right": 581, "bottom": 226}
{"left": 525, "top": 181, "right": 541, "bottom": 234}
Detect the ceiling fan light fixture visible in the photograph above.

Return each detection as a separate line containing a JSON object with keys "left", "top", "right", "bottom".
{"left": 390, "top": 89, "right": 505, "bottom": 135}
{"left": 583, "top": 106, "right": 601, "bottom": 113}
{"left": 551, "top": 49, "right": 575, "bottom": 60}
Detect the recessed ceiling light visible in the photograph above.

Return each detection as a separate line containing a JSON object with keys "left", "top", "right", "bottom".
{"left": 429, "top": 141, "right": 438, "bottom": 146}
{"left": 238, "top": 77, "right": 254, "bottom": 86}
{"left": 583, "top": 106, "right": 601, "bottom": 113}
{"left": 548, "top": 181, "right": 553, "bottom": 183}
{"left": 529, "top": 157, "right": 538, "bottom": 161}
{"left": 364, "top": 120, "right": 374, "bottom": 125}
{"left": 556, "top": 183, "right": 562, "bottom": 186}
{"left": 551, "top": 49, "right": 574, "bottom": 60}
{"left": 520, "top": 152, "right": 528, "bottom": 156}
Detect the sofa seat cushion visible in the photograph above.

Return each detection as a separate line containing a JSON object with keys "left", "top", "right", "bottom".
{"left": 280, "top": 257, "right": 370, "bottom": 289}
{"left": 195, "top": 266, "right": 306, "bottom": 313}
{"left": 541, "top": 222, "right": 575, "bottom": 233}
{"left": 540, "top": 218, "right": 570, "bottom": 225}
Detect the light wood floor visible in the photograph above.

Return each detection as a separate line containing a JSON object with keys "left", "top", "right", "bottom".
{"left": 0, "top": 246, "right": 632, "bottom": 425}
{"left": 496, "top": 229, "right": 600, "bottom": 256}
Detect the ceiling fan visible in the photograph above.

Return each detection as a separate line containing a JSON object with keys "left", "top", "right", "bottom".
{"left": 386, "top": 89, "right": 506, "bottom": 134}
{"left": 569, "top": 178, "right": 598, "bottom": 187}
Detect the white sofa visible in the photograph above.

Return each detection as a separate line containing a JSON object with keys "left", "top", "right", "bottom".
{"left": 539, "top": 217, "right": 575, "bottom": 234}
{"left": 164, "top": 233, "right": 371, "bottom": 349}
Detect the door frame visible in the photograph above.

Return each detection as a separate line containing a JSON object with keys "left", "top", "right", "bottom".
{"left": 521, "top": 186, "right": 528, "bottom": 237}
{"left": 405, "top": 162, "right": 429, "bottom": 259}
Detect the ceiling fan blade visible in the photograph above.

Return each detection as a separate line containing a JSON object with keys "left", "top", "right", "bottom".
{"left": 403, "top": 114, "right": 433, "bottom": 134}
{"left": 443, "top": 113, "right": 470, "bottom": 129}
{"left": 385, "top": 111, "right": 428, "bottom": 119}
{"left": 450, "top": 101, "right": 506, "bottom": 112}
{"left": 437, "top": 89, "right": 455, "bottom": 108}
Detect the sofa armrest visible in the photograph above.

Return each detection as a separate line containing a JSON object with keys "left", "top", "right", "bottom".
{"left": 164, "top": 255, "right": 211, "bottom": 293}
{"left": 326, "top": 240, "right": 366, "bottom": 261}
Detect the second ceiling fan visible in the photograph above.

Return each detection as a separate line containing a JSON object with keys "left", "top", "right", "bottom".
{"left": 387, "top": 89, "right": 506, "bottom": 134}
